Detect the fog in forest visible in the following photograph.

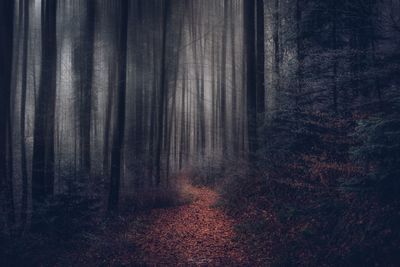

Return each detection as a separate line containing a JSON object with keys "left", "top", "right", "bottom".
{"left": 1, "top": 0, "right": 400, "bottom": 266}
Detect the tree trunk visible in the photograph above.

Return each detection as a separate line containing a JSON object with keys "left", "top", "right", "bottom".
{"left": 244, "top": 0, "right": 258, "bottom": 164}
{"left": 220, "top": 0, "right": 229, "bottom": 155}
{"left": 331, "top": 0, "right": 338, "bottom": 112}
{"left": 103, "top": 62, "right": 115, "bottom": 177}
{"left": 20, "top": 0, "right": 30, "bottom": 231}
{"left": 155, "top": 0, "right": 170, "bottom": 187}
{"left": 0, "top": 0, "right": 15, "bottom": 231}
{"left": 231, "top": 2, "right": 238, "bottom": 154}
{"left": 296, "top": 0, "right": 303, "bottom": 107}
{"left": 108, "top": 0, "right": 129, "bottom": 213}
{"left": 32, "top": 0, "right": 57, "bottom": 215}
{"left": 273, "top": 0, "right": 281, "bottom": 98}
{"left": 256, "top": 0, "right": 265, "bottom": 114}
{"left": 81, "top": 0, "right": 96, "bottom": 182}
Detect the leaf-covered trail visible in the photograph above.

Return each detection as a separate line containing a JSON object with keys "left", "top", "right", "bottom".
{"left": 131, "top": 186, "right": 249, "bottom": 266}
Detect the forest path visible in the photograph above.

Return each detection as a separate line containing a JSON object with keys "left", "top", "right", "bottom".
{"left": 130, "top": 185, "right": 249, "bottom": 266}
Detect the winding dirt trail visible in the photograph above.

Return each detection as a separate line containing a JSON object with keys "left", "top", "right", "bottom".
{"left": 132, "top": 186, "right": 249, "bottom": 266}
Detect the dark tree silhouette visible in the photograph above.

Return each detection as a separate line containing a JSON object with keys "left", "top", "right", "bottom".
{"left": 108, "top": 0, "right": 129, "bottom": 212}
{"left": 0, "top": 0, "right": 15, "bottom": 229}
{"left": 244, "top": 0, "right": 258, "bottom": 164}
{"left": 32, "top": 0, "right": 58, "bottom": 214}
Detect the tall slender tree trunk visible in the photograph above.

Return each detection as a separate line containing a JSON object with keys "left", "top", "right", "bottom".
{"left": 0, "top": 0, "right": 15, "bottom": 230}
{"left": 220, "top": 0, "right": 229, "bottom": 155}
{"left": 331, "top": 0, "right": 338, "bottom": 112}
{"left": 20, "top": 0, "right": 30, "bottom": 231}
{"left": 190, "top": 5, "right": 201, "bottom": 156}
{"left": 211, "top": 28, "right": 216, "bottom": 153}
{"left": 155, "top": 0, "right": 170, "bottom": 186}
{"left": 81, "top": 0, "right": 96, "bottom": 182}
{"left": 103, "top": 62, "right": 115, "bottom": 177}
{"left": 199, "top": 36, "right": 206, "bottom": 157}
{"left": 133, "top": 0, "right": 144, "bottom": 187}
{"left": 230, "top": 2, "right": 238, "bottom": 155}
{"left": 108, "top": 0, "right": 129, "bottom": 213}
{"left": 244, "top": 0, "right": 258, "bottom": 165}
{"left": 179, "top": 69, "right": 187, "bottom": 170}
{"left": 296, "top": 0, "right": 303, "bottom": 107}
{"left": 148, "top": 35, "right": 159, "bottom": 187}
{"left": 166, "top": 14, "right": 184, "bottom": 182}
{"left": 273, "top": 0, "right": 281, "bottom": 99}
{"left": 256, "top": 0, "right": 265, "bottom": 114}
{"left": 32, "top": 0, "right": 58, "bottom": 216}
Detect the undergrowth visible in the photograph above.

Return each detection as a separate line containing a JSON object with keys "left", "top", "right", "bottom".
{"left": 218, "top": 109, "right": 400, "bottom": 266}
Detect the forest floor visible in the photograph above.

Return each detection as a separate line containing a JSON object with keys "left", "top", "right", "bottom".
{"left": 132, "top": 186, "right": 249, "bottom": 265}
{"left": 62, "top": 185, "right": 250, "bottom": 266}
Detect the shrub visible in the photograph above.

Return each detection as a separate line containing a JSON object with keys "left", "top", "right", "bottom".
{"left": 348, "top": 97, "right": 400, "bottom": 198}
{"left": 31, "top": 178, "right": 102, "bottom": 238}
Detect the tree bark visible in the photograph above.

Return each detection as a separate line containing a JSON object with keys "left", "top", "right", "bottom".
{"left": 108, "top": 0, "right": 129, "bottom": 213}
{"left": 244, "top": 0, "right": 258, "bottom": 164}
{"left": 0, "top": 0, "right": 15, "bottom": 230}
{"left": 256, "top": 0, "right": 265, "bottom": 114}
{"left": 20, "top": 0, "right": 30, "bottom": 231}
{"left": 32, "top": 0, "right": 58, "bottom": 211}
{"left": 155, "top": 0, "right": 170, "bottom": 187}
{"left": 220, "top": 0, "right": 229, "bottom": 155}
{"left": 273, "top": 0, "right": 281, "bottom": 97}
{"left": 82, "top": 0, "right": 96, "bottom": 181}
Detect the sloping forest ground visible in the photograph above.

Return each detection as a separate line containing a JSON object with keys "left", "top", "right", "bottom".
{"left": 2, "top": 111, "right": 400, "bottom": 266}
{"left": 2, "top": 169, "right": 400, "bottom": 267}
{"left": 217, "top": 111, "right": 400, "bottom": 266}
{"left": 2, "top": 181, "right": 250, "bottom": 266}
{"left": 58, "top": 184, "right": 249, "bottom": 266}
{"left": 220, "top": 174, "right": 400, "bottom": 266}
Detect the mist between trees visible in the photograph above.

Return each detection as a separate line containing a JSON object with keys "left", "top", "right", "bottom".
{"left": 1, "top": 0, "right": 400, "bottom": 265}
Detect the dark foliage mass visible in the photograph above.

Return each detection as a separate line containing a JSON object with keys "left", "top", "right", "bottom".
{"left": 1, "top": 0, "right": 399, "bottom": 266}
